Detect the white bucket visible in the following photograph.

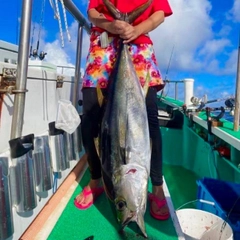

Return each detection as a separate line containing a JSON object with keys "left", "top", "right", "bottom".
{"left": 176, "top": 209, "right": 233, "bottom": 240}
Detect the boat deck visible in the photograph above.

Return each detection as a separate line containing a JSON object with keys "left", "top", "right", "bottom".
{"left": 21, "top": 160, "right": 199, "bottom": 240}
{"left": 47, "top": 169, "right": 178, "bottom": 240}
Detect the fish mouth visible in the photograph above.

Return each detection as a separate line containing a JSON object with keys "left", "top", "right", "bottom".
{"left": 121, "top": 212, "right": 136, "bottom": 229}
{"left": 120, "top": 211, "right": 147, "bottom": 238}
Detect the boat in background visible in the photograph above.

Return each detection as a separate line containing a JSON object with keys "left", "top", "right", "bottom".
{"left": 0, "top": 0, "right": 240, "bottom": 239}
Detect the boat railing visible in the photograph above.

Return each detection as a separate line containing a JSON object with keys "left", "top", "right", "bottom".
{"left": 163, "top": 79, "right": 184, "bottom": 101}
{"left": 57, "top": 65, "right": 76, "bottom": 75}
{"left": 161, "top": 79, "right": 194, "bottom": 107}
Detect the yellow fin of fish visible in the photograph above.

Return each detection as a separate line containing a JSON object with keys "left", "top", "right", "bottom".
{"left": 96, "top": 82, "right": 104, "bottom": 107}
{"left": 143, "top": 70, "right": 150, "bottom": 97}
{"left": 94, "top": 137, "right": 100, "bottom": 157}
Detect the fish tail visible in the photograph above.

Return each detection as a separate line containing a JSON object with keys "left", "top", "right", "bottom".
{"left": 103, "top": 0, "right": 152, "bottom": 23}
{"left": 127, "top": 0, "right": 153, "bottom": 24}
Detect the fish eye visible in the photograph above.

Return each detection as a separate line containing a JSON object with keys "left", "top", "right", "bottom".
{"left": 115, "top": 200, "right": 127, "bottom": 211}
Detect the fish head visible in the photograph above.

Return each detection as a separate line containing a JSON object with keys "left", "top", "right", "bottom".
{"left": 113, "top": 163, "right": 148, "bottom": 237}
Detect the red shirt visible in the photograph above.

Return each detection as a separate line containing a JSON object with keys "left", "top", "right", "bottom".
{"left": 88, "top": 0, "right": 173, "bottom": 44}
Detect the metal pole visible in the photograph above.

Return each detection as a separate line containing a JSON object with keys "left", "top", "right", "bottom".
{"left": 175, "top": 82, "right": 178, "bottom": 100}
{"left": 63, "top": 0, "right": 91, "bottom": 34}
{"left": 72, "top": 24, "right": 83, "bottom": 107}
{"left": 10, "top": 0, "right": 33, "bottom": 139}
{"left": 234, "top": 34, "right": 240, "bottom": 131}
{"left": 72, "top": 24, "right": 84, "bottom": 159}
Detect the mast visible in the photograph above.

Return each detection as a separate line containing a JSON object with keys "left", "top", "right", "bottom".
{"left": 10, "top": 0, "right": 33, "bottom": 139}
{"left": 234, "top": 32, "right": 240, "bottom": 131}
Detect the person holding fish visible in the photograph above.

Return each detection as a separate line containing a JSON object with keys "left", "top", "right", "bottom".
{"left": 74, "top": 0, "right": 172, "bottom": 227}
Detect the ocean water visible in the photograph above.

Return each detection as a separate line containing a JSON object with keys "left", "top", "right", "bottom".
{"left": 213, "top": 111, "right": 239, "bottom": 124}
{"left": 224, "top": 112, "right": 234, "bottom": 122}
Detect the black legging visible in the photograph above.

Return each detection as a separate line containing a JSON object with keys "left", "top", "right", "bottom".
{"left": 81, "top": 86, "right": 163, "bottom": 186}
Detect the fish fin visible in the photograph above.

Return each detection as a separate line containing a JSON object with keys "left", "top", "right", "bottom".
{"left": 94, "top": 137, "right": 100, "bottom": 157}
{"left": 136, "top": 213, "right": 147, "bottom": 238}
{"left": 143, "top": 70, "right": 150, "bottom": 97}
{"left": 150, "top": 139, "right": 152, "bottom": 152}
{"left": 96, "top": 82, "right": 104, "bottom": 107}
{"left": 117, "top": 106, "right": 127, "bottom": 164}
{"left": 120, "top": 147, "right": 126, "bottom": 164}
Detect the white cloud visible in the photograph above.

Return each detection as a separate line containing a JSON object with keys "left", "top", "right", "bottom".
{"left": 151, "top": 0, "right": 237, "bottom": 77}
{"left": 199, "top": 39, "right": 231, "bottom": 59}
{"left": 218, "top": 25, "right": 232, "bottom": 37}
{"left": 223, "top": 49, "right": 238, "bottom": 75}
{"left": 151, "top": 0, "right": 213, "bottom": 72}
{"left": 231, "top": 0, "right": 240, "bottom": 22}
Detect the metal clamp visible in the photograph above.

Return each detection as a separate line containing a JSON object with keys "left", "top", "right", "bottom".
{"left": 0, "top": 86, "right": 28, "bottom": 94}
{"left": 2, "top": 67, "right": 17, "bottom": 78}
{"left": 0, "top": 69, "right": 28, "bottom": 94}
{"left": 56, "top": 75, "right": 64, "bottom": 88}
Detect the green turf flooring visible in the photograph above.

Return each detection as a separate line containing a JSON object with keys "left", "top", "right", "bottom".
{"left": 48, "top": 164, "right": 199, "bottom": 240}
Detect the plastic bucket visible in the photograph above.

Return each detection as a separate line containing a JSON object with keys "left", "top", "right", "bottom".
{"left": 176, "top": 209, "right": 233, "bottom": 240}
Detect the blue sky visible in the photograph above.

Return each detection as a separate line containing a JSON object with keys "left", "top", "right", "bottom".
{"left": 0, "top": 0, "right": 239, "bottom": 102}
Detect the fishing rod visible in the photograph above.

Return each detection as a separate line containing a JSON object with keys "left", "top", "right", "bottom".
{"left": 160, "top": 44, "right": 175, "bottom": 98}
{"left": 190, "top": 95, "right": 235, "bottom": 115}
{"left": 190, "top": 95, "right": 234, "bottom": 106}
{"left": 29, "top": 0, "right": 47, "bottom": 60}
{"left": 164, "top": 44, "right": 175, "bottom": 82}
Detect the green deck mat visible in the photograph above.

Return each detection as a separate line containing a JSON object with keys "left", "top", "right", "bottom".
{"left": 48, "top": 169, "right": 178, "bottom": 240}
{"left": 48, "top": 164, "right": 199, "bottom": 240}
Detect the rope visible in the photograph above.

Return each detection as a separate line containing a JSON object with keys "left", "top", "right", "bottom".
{"left": 54, "top": 0, "right": 64, "bottom": 47}
{"left": 38, "top": 0, "right": 46, "bottom": 42}
{"left": 49, "top": 0, "right": 72, "bottom": 47}
{"left": 60, "top": 0, "right": 71, "bottom": 42}
{"left": 49, "top": 0, "right": 58, "bottom": 19}
{"left": 29, "top": 0, "right": 38, "bottom": 57}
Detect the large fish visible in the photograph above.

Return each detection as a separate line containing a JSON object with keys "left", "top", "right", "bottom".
{"left": 98, "top": 0, "right": 152, "bottom": 237}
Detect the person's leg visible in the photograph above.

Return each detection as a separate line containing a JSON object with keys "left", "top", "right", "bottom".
{"left": 75, "top": 88, "right": 104, "bottom": 208}
{"left": 146, "top": 87, "right": 169, "bottom": 219}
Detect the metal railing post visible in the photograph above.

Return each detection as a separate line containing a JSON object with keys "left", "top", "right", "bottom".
{"left": 72, "top": 24, "right": 84, "bottom": 159}
{"left": 10, "top": 0, "right": 33, "bottom": 139}
{"left": 234, "top": 34, "right": 240, "bottom": 131}
{"left": 72, "top": 24, "right": 83, "bottom": 108}
{"left": 175, "top": 82, "right": 178, "bottom": 100}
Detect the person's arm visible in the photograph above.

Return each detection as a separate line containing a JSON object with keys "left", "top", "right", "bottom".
{"left": 136, "top": 11, "right": 164, "bottom": 35}
{"left": 88, "top": 8, "right": 119, "bottom": 34}
{"left": 121, "top": 10, "right": 165, "bottom": 43}
{"left": 88, "top": 8, "right": 165, "bottom": 43}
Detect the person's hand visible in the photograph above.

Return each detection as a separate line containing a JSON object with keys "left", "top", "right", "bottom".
{"left": 109, "top": 20, "right": 127, "bottom": 34}
{"left": 109, "top": 20, "right": 140, "bottom": 43}
{"left": 120, "top": 24, "right": 140, "bottom": 44}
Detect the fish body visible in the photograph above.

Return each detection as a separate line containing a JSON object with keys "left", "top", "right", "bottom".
{"left": 99, "top": 41, "right": 151, "bottom": 237}
{"left": 96, "top": 1, "right": 153, "bottom": 237}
